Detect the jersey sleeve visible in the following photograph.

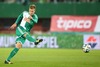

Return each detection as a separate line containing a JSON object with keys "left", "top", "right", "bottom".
{"left": 30, "top": 14, "right": 38, "bottom": 25}
{"left": 15, "top": 13, "right": 23, "bottom": 25}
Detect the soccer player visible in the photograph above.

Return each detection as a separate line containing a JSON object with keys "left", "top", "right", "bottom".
{"left": 4, "top": 4, "right": 43, "bottom": 64}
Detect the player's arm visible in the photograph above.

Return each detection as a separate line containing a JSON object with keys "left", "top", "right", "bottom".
{"left": 30, "top": 14, "right": 38, "bottom": 24}
{"left": 10, "top": 13, "right": 23, "bottom": 29}
{"left": 15, "top": 13, "right": 23, "bottom": 25}
{"left": 24, "top": 14, "right": 38, "bottom": 25}
{"left": 31, "top": 16, "right": 38, "bottom": 23}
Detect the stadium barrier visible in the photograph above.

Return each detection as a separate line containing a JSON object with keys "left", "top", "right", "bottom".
{"left": 0, "top": 33, "right": 83, "bottom": 49}
{"left": 49, "top": 15, "right": 100, "bottom": 49}
{"left": 0, "top": 33, "right": 100, "bottom": 49}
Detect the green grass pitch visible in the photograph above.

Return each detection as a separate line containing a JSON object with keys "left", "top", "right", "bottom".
{"left": 0, "top": 48, "right": 100, "bottom": 67}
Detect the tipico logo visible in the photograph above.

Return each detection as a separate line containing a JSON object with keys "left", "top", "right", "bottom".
{"left": 57, "top": 17, "right": 92, "bottom": 30}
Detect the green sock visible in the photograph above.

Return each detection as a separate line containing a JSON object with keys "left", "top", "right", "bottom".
{"left": 26, "top": 34, "right": 36, "bottom": 42}
{"left": 7, "top": 48, "right": 19, "bottom": 61}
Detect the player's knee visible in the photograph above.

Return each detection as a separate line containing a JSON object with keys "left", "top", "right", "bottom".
{"left": 16, "top": 42, "right": 22, "bottom": 49}
{"left": 23, "top": 33, "right": 28, "bottom": 38}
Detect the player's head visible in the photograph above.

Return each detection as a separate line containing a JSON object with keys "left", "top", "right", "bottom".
{"left": 29, "top": 4, "right": 36, "bottom": 15}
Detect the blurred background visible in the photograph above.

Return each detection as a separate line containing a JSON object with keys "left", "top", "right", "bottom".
{"left": 0, "top": 0, "right": 100, "bottom": 49}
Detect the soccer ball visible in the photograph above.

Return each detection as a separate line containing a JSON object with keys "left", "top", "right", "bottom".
{"left": 82, "top": 44, "right": 91, "bottom": 53}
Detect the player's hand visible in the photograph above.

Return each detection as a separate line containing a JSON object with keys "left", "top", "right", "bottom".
{"left": 10, "top": 23, "right": 17, "bottom": 29}
{"left": 28, "top": 16, "right": 32, "bottom": 19}
{"left": 24, "top": 17, "right": 30, "bottom": 23}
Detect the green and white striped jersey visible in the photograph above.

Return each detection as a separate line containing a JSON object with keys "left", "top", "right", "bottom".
{"left": 15, "top": 11, "right": 38, "bottom": 32}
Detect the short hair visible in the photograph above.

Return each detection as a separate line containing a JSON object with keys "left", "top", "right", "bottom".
{"left": 29, "top": 4, "right": 36, "bottom": 9}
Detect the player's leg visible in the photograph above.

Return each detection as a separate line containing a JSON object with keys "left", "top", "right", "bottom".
{"left": 16, "top": 26, "right": 43, "bottom": 45}
{"left": 4, "top": 36, "right": 25, "bottom": 64}
{"left": 4, "top": 42, "right": 21, "bottom": 64}
{"left": 23, "top": 33, "right": 43, "bottom": 45}
{"left": 24, "top": 33, "right": 36, "bottom": 42}
{"left": 16, "top": 26, "right": 42, "bottom": 44}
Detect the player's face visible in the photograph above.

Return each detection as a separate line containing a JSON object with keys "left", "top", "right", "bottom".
{"left": 29, "top": 8, "right": 35, "bottom": 16}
